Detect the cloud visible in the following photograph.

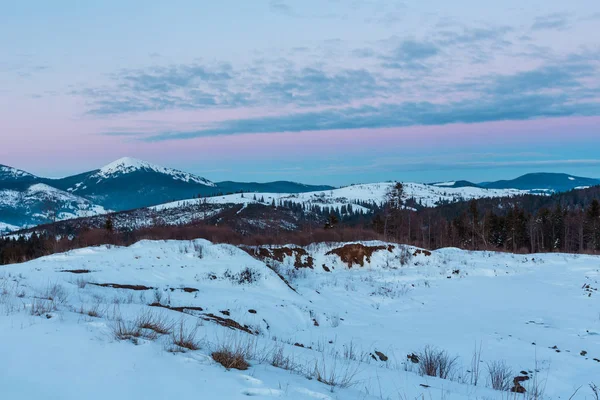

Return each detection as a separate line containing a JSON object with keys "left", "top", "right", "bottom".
{"left": 531, "top": 13, "right": 570, "bottom": 31}
{"left": 393, "top": 39, "right": 439, "bottom": 61}
{"left": 99, "top": 60, "right": 599, "bottom": 141}
{"left": 380, "top": 38, "right": 440, "bottom": 70}
{"left": 82, "top": 62, "right": 392, "bottom": 114}
{"left": 269, "top": 0, "right": 296, "bottom": 16}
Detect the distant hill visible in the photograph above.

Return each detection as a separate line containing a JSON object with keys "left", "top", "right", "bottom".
{"left": 429, "top": 180, "right": 481, "bottom": 189}
{"left": 481, "top": 173, "right": 600, "bottom": 192}
{"left": 215, "top": 181, "right": 334, "bottom": 194}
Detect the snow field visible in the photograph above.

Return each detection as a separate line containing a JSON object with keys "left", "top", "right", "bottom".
{"left": 1, "top": 239, "right": 599, "bottom": 399}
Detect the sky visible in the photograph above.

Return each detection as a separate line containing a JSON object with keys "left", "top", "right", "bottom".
{"left": 1, "top": 0, "right": 600, "bottom": 185}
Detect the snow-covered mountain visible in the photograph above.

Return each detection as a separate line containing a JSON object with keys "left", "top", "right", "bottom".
{"left": 91, "top": 157, "right": 215, "bottom": 186}
{"left": 0, "top": 164, "right": 36, "bottom": 182}
{"left": 481, "top": 172, "right": 600, "bottom": 192}
{"left": 46, "top": 157, "right": 217, "bottom": 211}
{"left": 155, "top": 182, "right": 532, "bottom": 213}
{"left": 0, "top": 183, "right": 109, "bottom": 229}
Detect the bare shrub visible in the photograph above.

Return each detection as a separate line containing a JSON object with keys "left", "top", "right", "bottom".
{"left": 153, "top": 289, "right": 163, "bottom": 305}
{"left": 487, "top": 361, "right": 513, "bottom": 391}
{"left": 170, "top": 320, "right": 200, "bottom": 351}
{"left": 75, "top": 277, "right": 87, "bottom": 289}
{"left": 224, "top": 267, "right": 261, "bottom": 285}
{"left": 590, "top": 383, "right": 599, "bottom": 400}
{"left": 193, "top": 242, "right": 204, "bottom": 259}
{"left": 44, "top": 283, "right": 68, "bottom": 304}
{"left": 269, "top": 343, "right": 299, "bottom": 372}
{"left": 79, "top": 301, "right": 103, "bottom": 318}
{"left": 470, "top": 342, "right": 483, "bottom": 386}
{"left": 111, "top": 318, "right": 145, "bottom": 342}
{"left": 30, "top": 298, "right": 55, "bottom": 316}
{"left": 399, "top": 246, "right": 413, "bottom": 266}
{"left": 418, "top": 346, "right": 458, "bottom": 380}
{"left": 212, "top": 349, "right": 250, "bottom": 370}
{"left": 311, "top": 356, "right": 359, "bottom": 389}
{"left": 135, "top": 310, "right": 173, "bottom": 335}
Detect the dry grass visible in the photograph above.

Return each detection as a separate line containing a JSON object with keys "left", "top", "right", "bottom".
{"left": 111, "top": 318, "right": 146, "bottom": 342}
{"left": 311, "top": 356, "right": 360, "bottom": 389}
{"left": 487, "top": 361, "right": 513, "bottom": 391}
{"left": 212, "top": 349, "right": 250, "bottom": 370}
{"left": 136, "top": 310, "right": 173, "bottom": 335}
{"left": 169, "top": 320, "right": 200, "bottom": 351}
{"left": 30, "top": 298, "right": 55, "bottom": 316}
{"left": 418, "top": 346, "right": 458, "bottom": 380}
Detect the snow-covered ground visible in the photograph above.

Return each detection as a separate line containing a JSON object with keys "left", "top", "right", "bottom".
{"left": 153, "top": 182, "right": 531, "bottom": 213}
{"left": 0, "top": 221, "right": 20, "bottom": 234}
{"left": 1, "top": 240, "right": 599, "bottom": 399}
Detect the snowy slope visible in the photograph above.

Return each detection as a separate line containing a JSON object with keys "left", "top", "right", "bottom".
{"left": 1, "top": 239, "right": 599, "bottom": 399}
{"left": 0, "top": 183, "right": 109, "bottom": 228}
{"left": 0, "top": 221, "right": 20, "bottom": 233}
{"left": 0, "top": 164, "right": 36, "bottom": 182}
{"left": 154, "top": 182, "right": 532, "bottom": 212}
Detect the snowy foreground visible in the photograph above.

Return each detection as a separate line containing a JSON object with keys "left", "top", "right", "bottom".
{"left": 1, "top": 240, "right": 599, "bottom": 399}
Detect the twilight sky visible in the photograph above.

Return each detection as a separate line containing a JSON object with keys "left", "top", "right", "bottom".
{"left": 1, "top": 0, "right": 600, "bottom": 185}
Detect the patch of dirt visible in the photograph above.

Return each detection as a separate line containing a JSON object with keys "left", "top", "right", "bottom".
{"left": 413, "top": 249, "right": 432, "bottom": 257}
{"left": 203, "top": 313, "right": 257, "bottom": 335}
{"left": 149, "top": 303, "right": 204, "bottom": 313}
{"left": 60, "top": 269, "right": 92, "bottom": 274}
{"left": 245, "top": 246, "right": 314, "bottom": 269}
{"left": 326, "top": 244, "right": 389, "bottom": 268}
{"left": 91, "top": 283, "right": 153, "bottom": 290}
{"left": 168, "top": 287, "right": 199, "bottom": 293}
{"left": 149, "top": 304, "right": 254, "bottom": 334}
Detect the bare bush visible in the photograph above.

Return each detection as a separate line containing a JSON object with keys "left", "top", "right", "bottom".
{"left": 43, "top": 283, "right": 68, "bottom": 304}
{"left": 470, "top": 342, "right": 482, "bottom": 386}
{"left": 30, "top": 298, "right": 55, "bottom": 316}
{"left": 75, "top": 277, "right": 87, "bottom": 289}
{"left": 418, "top": 346, "right": 458, "bottom": 380}
{"left": 269, "top": 343, "right": 300, "bottom": 372}
{"left": 311, "top": 356, "right": 359, "bottom": 389}
{"left": 79, "top": 301, "right": 103, "bottom": 318}
{"left": 193, "top": 242, "right": 204, "bottom": 259}
{"left": 590, "top": 383, "right": 599, "bottom": 400}
{"left": 399, "top": 246, "right": 413, "bottom": 266}
{"left": 224, "top": 267, "right": 261, "bottom": 285}
{"left": 111, "top": 318, "right": 145, "bottom": 342}
{"left": 170, "top": 320, "right": 200, "bottom": 351}
{"left": 487, "top": 361, "right": 513, "bottom": 391}
{"left": 212, "top": 349, "right": 250, "bottom": 370}
{"left": 135, "top": 310, "right": 173, "bottom": 335}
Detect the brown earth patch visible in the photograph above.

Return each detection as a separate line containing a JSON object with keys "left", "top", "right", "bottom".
{"left": 148, "top": 304, "right": 255, "bottom": 334}
{"left": 326, "top": 244, "right": 388, "bottom": 268}
{"left": 91, "top": 283, "right": 153, "bottom": 290}
{"left": 60, "top": 269, "right": 92, "bottom": 274}
{"left": 245, "top": 246, "right": 314, "bottom": 269}
{"left": 413, "top": 249, "right": 432, "bottom": 257}
{"left": 203, "top": 313, "right": 256, "bottom": 334}
{"left": 149, "top": 303, "right": 204, "bottom": 313}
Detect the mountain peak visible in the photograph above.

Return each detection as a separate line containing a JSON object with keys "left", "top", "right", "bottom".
{"left": 0, "top": 164, "right": 35, "bottom": 181}
{"left": 99, "top": 157, "right": 156, "bottom": 175}
{"left": 95, "top": 157, "right": 215, "bottom": 186}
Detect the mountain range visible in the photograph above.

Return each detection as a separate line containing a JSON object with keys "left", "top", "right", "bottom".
{"left": 431, "top": 173, "right": 600, "bottom": 192}
{"left": 1, "top": 157, "right": 599, "bottom": 233}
